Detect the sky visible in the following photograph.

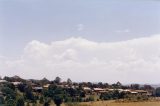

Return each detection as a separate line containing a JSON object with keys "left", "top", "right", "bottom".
{"left": 0, "top": 0, "right": 160, "bottom": 84}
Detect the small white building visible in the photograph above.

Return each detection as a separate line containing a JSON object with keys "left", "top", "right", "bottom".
{"left": 0, "top": 80, "right": 8, "bottom": 83}
{"left": 12, "top": 82, "right": 22, "bottom": 86}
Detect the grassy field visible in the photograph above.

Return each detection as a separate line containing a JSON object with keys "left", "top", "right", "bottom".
{"left": 61, "top": 101, "right": 160, "bottom": 106}
{"left": 23, "top": 100, "right": 160, "bottom": 106}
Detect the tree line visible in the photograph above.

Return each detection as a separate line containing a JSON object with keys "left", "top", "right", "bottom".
{"left": 0, "top": 76, "right": 160, "bottom": 106}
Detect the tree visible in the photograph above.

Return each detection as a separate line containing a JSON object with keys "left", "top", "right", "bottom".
{"left": 32, "top": 103, "right": 36, "bottom": 106}
{"left": 6, "top": 99, "right": 15, "bottom": 106}
{"left": 53, "top": 95, "right": 63, "bottom": 106}
{"left": 100, "top": 92, "right": 112, "bottom": 100}
{"left": 52, "top": 87, "right": 64, "bottom": 106}
{"left": 130, "top": 84, "right": 140, "bottom": 90}
{"left": 3, "top": 76, "right": 12, "bottom": 82}
{"left": 17, "top": 84, "right": 26, "bottom": 92}
{"left": 54, "top": 77, "right": 61, "bottom": 84}
{"left": 26, "top": 102, "right": 30, "bottom": 106}
{"left": 43, "top": 98, "right": 51, "bottom": 106}
{"left": 4, "top": 83, "right": 15, "bottom": 91}
{"left": 112, "top": 90, "right": 120, "bottom": 99}
{"left": 47, "top": 84, "right": 57, "bottom": 97}
{"left": 40, "top": 78, "right": 50, "bottom": 85}
{"left": 143, "top": 85, "right": 153, "bottom": 90}
{"left": 24, "top": 85, "right": 35, "bottom": 101}
{"left": 44, "top": 101, "right": 50, "bottom": 106}
{"left": 111, "top": 81, "right": 122, "bottom": 89}
{"left": 88, "top": 95, "right": 94, "bottom": 101}
{"left": 116, "top": 81, "right": 122, "bottom": 88}
{"left": 0, "top": 96, "right": 4, "bottom": 104}
{"left": 155, "top": 87, "right": 160, "bottom": 97}
{"left": 1, "top": 87, "right": 16, "bottom": 100}
{"left": 16, "top": 97, "right": 24, "bottom": 106}
{"left": 98, "top": 82, "right": 103, "bottom": 88}
{"left": 67, "top": 78, "right": 72, "bottom": 85}
{"left": 80, "top": 91, "right": 86, "bottom": 98}
{"left": 39, "top": 96, "right": 44, "bottom": 104}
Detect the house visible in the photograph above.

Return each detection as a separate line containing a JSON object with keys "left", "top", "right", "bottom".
{"left": 128, "top": 90, "right": 149, "bottom": 96}
{"left": 83, "top": 87, "right": 92, "bottom": 94}
{"left": 83, "top": 87, "right": 91, "bottom": 91}
{"left": 0, "top": 80, "right": 8, "bottom": 83}
{"left": 117, "top": 89, "right": 131, "bottom": 93}
{"left": 57, "top": 84, "right": 65, "bottom": 88}
{"left": 43, "top": 84, "right": 50, "bottom": 89}
{"left": 57, "top": 82, "right": 70, "bottom": 88}
{"left": 31, "top": 83, "right": 38, "bottom": 88}
{"left": 93, "top": 88, "right": 105, "bottom": 91}
{"left": 135, "top": 90, "right": 148, "bottom": 95}
{"left": 33, "top": 87, "right": 43, "bottom": 92}
{"left": 93, "top": 88, "right": 107, "bottom": 94}
{"left": 107, "top": 89, "right": 115, "bottom": 91}
{"left": 11, "top": 81, "right": 22, "bottom": 87}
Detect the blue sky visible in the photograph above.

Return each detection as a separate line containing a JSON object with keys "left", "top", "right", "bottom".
{"left": 0, "top": 0, "right": 160, "bottom": 57}
{"left": 0, "top": 0, "right": 160, "bottom": 83}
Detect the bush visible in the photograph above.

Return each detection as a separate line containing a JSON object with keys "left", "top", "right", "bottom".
{"left": 32, "top": 103, "right": 36, "bottom": 106}
{"left": 39, "top": 96, "right": 44, "bottom": 104}
{"left": 100, "top": 92, "right": 112, "bottom": 100}
{"left": 16, "top": 97, "right": 25, "bottom": 106}
{"left": 43, "top": 97, "right": 51, "bottom": 106}
{"left": 6, "top": 99, "right": 16, "bottom": 106}
{"left": 53, "top": 95, "right": 63, "bottom": 106}
{"left": 26, "top": 102, "right": 30, "bottom": 106}
{"left": 88, "top": 96, "right": 94, "bottom": 101}
{"left": 156, "top": 87, "right": 160, "bottom": 97}
{"left": 64, "top": 97, "right": 72, "bottom": 102}
{"left": 1, "top": 87, "right": 16, "bottom": 100}
{"left": 0, "top": 96, "right": 4, "bottom": 104}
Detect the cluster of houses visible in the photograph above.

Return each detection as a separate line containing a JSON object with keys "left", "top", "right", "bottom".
{"left": 0, "top": 76, "right": 152, "bottom": 98}
{"left": 83, "top": 87, "right": 152, "bottom": 96}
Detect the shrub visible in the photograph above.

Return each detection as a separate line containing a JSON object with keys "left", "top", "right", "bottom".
{"left": 39, "top": 96, "right": 44, "bottom": 104}
{"left": 0, "top": 96, "right": 4, "bottom": 104}
{"left": 6, "top": 99, "right": 16, "bottom": 106}
{"left": 88, "top": 96, "right": 94, "bottom": 101}
{"left": 16, "top": 97, "right": 25, "bottom": 106}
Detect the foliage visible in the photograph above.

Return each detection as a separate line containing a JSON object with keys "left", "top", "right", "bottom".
{"left": 24, "top": 85, "right": 35, "bottom": 101}
{"left": 0, "top": 76, "right": 156, "bottom": 106}
{"left": 100, "top": 92, "right": 112, "bottom": 100}
{"left": 54, "top": 77, "right": 61, "bottom": 84}
{"left": 3, "top": 83, "right": 15, "bottom": 91}
{"left": 43, "top": 97, "right": 51, "bottom": 106}
{"left": 155, "top": 87, "right": 160, "bottom": 97}
{"left": 39, "top": 96, "right": 44, "bottom": 104}
{"left": 100, "top": 90, "right": 123, "bottom": 100}
{"left": 1, "top": 87, "right": 16, "bottom": 100}
{"left": 53, "top": 95, "right": 63, "bottom": 106}
{"left": 17, "top": 84, "right": 26, "bottom": 92}
{"left": 130, "top": 84, "right": 140, "bottom": 90}
{"left": 88, "top": 95, "right": 94, "bottom": 101}
{"left": 6, "top": 99, "right": 15, "bottom": 106}
{"left": 67, "top": 78, "right": 72, "bottom": 85}
{"left": 0, "top": 96, "right": 5, "bottom": 104}
{"left": 16, "top": 97, "right": 24, "bottom": 106}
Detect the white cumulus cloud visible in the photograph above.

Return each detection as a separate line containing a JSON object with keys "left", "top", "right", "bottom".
{"left": 1, "top": 35, "right": 160, "bottom": 84}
